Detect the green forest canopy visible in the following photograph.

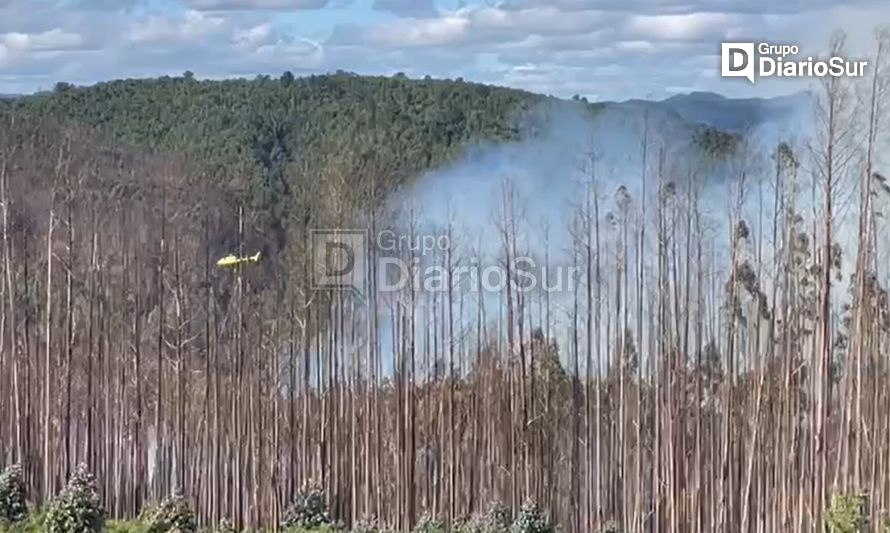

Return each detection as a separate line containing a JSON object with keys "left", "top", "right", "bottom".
{"left": 9, "top": 72, "right": 557, "bottom": 180}
{"left": 3, "top": 71, "right": 736, "bottom": 239}
{"left": 6, "top": 72, "right": 581, "bottom": 229}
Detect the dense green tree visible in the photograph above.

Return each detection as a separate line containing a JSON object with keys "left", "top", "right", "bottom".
{"left": 13, "top": 73, "right": 564, "bottom": 184}
{"left": 0, "top": 464, "right": 27, "bottom": 526}
{"left": 13, "top": 73, "right": 593, "bottom": 250}
{"left": 45, "top": 465, "right": 106, "bottom": 533}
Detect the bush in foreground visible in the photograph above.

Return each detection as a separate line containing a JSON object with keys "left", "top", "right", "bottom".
{"left": 145, "top": 490, "right": 196, "bottom": 533}
{"left": 412, "top": 514, "right": 445, "bottom": 532}
{"left": 281, "top": 485, "right": 334, "bottom": 530}
{"left": 44, "top": 464, "right": 105, "bottom": 533}
{"left": 0, "top": 511, "right": 47, "bottom": 533}
{"left": 598, "top": 521, "right": 620, "bottom": 533}
{"left": 211, "top": 518, "right": 236, "bottom": 533}
{"left": 0, "top": 463, "right": 28, "bottom": 526}
{"left": 826, "top": 493, "right": 868, "bottom": 533}
{"left": 510, "top": 500, "right": 554, "bottom": 533}
{"left": 107, "top": 520, "right": 148, "bottom": 533}
{"left": 462, "top": 501, "right": 511, "bottom": 533}
{"left": 352, "top": 516, "right": 390, "bottom": 533}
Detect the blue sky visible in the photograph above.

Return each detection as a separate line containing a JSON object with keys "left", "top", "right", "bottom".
{"left": 1, "top": 0, "right": 888, "bottom": 99}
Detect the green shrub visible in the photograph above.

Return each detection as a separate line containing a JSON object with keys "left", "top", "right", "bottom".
{"left": 106, "top": 520, "right": 148, "bottom": 533}
{"left": 281, "top": 485, "right": 333, "bottom": 530}
{"left": 144, "top": 491, "right": 196, "bottom": 533}
{"left": 1, "top": 509, "right": 46, "bottom": 533}
{"left": 0, "top": 464, "right": 28, "bottom": 526}
{"left": 412, "top": 514, "right": 445, "bottom": 532}
{"left": 826, "top": 493, "right": 867, "bottom": 533}
{"left": 210, "top": 518, "right": 235, "bottom": 533}
{"left": 280, "top": 526, "right": 341, "bottom": 533}
{"left": 510, "top": 500, "right": 553, "bottom": 533}
{"left": 598, "top": 521, "right": 620, "bottom": 533}
{"left": 44, "top": 464, "right": 106, "bottom": 533}
{"left": 486, "top": 502, "right": 512, "bottom": 530}
{"left": 352, "top": 516, "right": 390, "bottom": 533}
{"left": 463, "top": 502, "right": 511, "bottom": 533}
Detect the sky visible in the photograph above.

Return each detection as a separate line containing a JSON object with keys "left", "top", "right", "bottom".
{"left": 0, "top": 0, "right": 888, "bottom": 99}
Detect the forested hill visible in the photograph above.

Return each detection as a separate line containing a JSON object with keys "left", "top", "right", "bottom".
{"left": 7, "top": 72, "right": 563, "bottom": 183}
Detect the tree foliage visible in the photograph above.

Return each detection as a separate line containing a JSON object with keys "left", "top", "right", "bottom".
{"left": 510, "top": 501, "right": 554, "bottom": 533}
{"left": 44, "top": 465, "right": 105, "bottom": 533}
{"left": 825, "top": 494, "right": 868, "bottom": 533}
{"left": 0, "top": 464, "right": 28, "bottom": 526}
{"left": 281, "top": 485, "right": 334, "bottom": 530}
{"left": 9, "top": 73, "right": 582, "bottom": 255}
{"left": 144, "top": 491, "right": 197, "bottom": 533}
{"left": 12, "top": 73, "right": 551, "bottom": 185}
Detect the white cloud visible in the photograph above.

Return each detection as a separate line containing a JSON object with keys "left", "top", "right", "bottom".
{"left": 503, "top": 0, "right": 885, "bottom": 15}
{"left": 362, "top": 15, "right": 471, "bottom": 47}
{"left": 373, "top": 0, "right": 437, "bottom": 17}
{"left": 614, "top": 40, "right": 655, "bottom": 52}
{"left": 2, "top": 0, "right": 890, "bottom": 102}
{"left": 184, "top": 0, "right": 328, "bottom": 10}
{"left": 234, "top": 22, "right": 275, "bottom": 48}
{"left": 627, "top": 12, "right": 735, "bottom": 41}
{"left": 255, "top": 38, "right": 323, "bottom": 65}
{"left": 234, "top": 23, "right": 324, "bottom": 66}
{"left": 468, "top": 6, "right": 609, "bottom": 35}
{"left": 0, "top": 28, "right": 91, "bottom": 68}
{"left": 335, "top": 6, "right": 616, "bottom": 49}
{"left": 129, "top": 10, "right": 227, "bottom": 43}
{"left": 1, "top": 28, "right": 87, "bottom": 52}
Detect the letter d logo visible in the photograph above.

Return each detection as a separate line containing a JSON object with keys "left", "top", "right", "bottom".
{"left": 721, "top": 42, "right": 755, "bottom": 83}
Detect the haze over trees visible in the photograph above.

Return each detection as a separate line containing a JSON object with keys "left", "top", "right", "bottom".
{"left": 0, "top": 28, "right": 889, "bottom": 533}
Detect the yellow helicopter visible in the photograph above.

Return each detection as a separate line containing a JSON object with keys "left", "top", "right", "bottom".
{"left": 216, "top": 251, "right": 262, "bottom": 269}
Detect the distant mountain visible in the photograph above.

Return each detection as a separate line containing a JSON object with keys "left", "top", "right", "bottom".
{"left": 602, "top": 90, "right": 813, "bottom": 146}
{"left": 4, "top": 74, "right": 802, "bottom": 199}
{"left": 658, "top": 91, "right": 812, "bottom": 133}
{"left": 7, "top": 73, "right": 552, "bottom": 181}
